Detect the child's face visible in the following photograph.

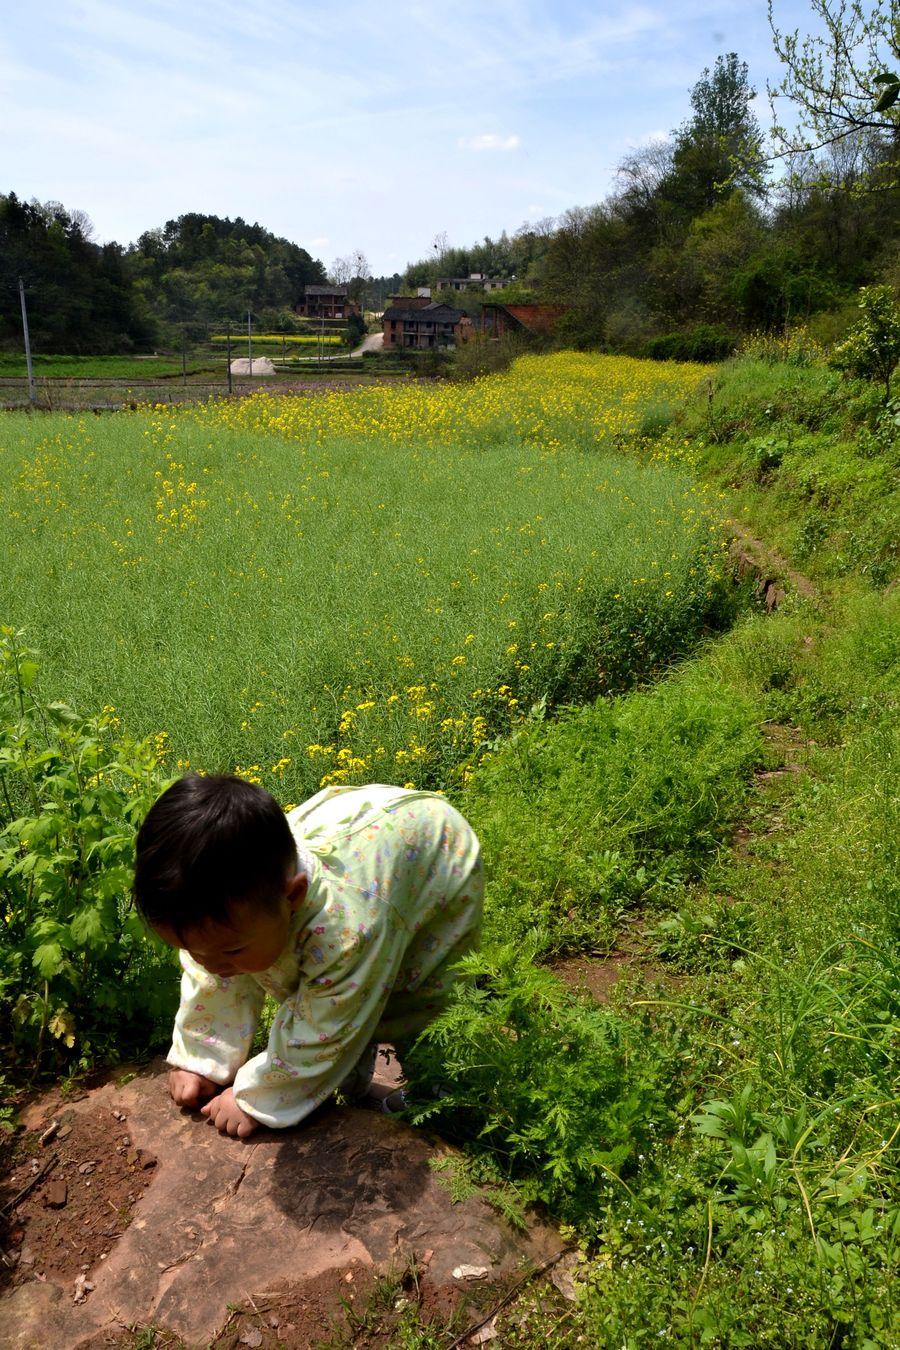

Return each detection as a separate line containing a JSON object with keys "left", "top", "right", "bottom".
{"left": 156, "top": 872, "right": 308, "bottom": 977}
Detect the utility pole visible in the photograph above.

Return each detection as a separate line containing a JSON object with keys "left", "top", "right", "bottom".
{"left": 181, "top": 326, "right": 187, "bottom": 386}
{"left": 226, "top": 326, "right": 233, "bottom": 395}
{"left": 247, "top": 308, "right": 253, "bottom": 377}
{"left": 18, "top": 278, "right": 36, "bottom": 406}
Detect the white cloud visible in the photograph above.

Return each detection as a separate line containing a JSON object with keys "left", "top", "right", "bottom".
{"left": 309, "top": 236, "right": 330, "bottom": 248}
{"left": 458, "top": 133, "right": 521, "bottom": 152}
{"left": 627, "top": 129, "right": 670, "bottom": 148}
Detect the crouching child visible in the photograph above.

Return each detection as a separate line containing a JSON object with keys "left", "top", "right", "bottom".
{"left": 133, "top": 776, "right": 483, "bottom": 1138}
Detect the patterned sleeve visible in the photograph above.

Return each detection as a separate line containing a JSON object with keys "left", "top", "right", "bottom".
{"left": 166, "top": 949, "right": 266, "bottom": 1085}
{"left": 230, "top": 916, "right": 408, "bottom": 1128}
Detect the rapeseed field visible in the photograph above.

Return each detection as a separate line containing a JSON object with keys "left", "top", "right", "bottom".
{"left": 0, "top": 353, "right": 727, "bottom": 799}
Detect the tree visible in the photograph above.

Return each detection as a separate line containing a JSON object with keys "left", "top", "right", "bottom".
{"left": 832, "top": 283, "right": 900, "bottom": 399}
{"left": 668, "top": 53, "right": 766, "bottom": 218}
{"left": 345, "top": 309, "right": 367, "bottom": 349}
{"left": 329, "top": 255, "right": 353, "bottom": 285}
{"left": 0, "top": 193, "right": 154, "bottom": 353}
{"left": 615, "top": 140, "right": 677, "bottom": 240}
{"left": 124, "top": 214, "right": 325, "bottom": 330}
{"left": 768, "top": 1, "right": 900, "bottom": 161}
{"left": 332, "top": 250, "right": 371, "bottom": 306}
{"left": 348, "top": 248, "right": 371, "bottom": 307}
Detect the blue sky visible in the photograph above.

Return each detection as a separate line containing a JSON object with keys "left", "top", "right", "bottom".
{"left": 2, "top": 1, "right": 815, "bottom": 274}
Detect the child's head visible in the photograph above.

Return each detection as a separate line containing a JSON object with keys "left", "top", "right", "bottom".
{"left": 134, "top": 773, "right": 305, "bottom": 977}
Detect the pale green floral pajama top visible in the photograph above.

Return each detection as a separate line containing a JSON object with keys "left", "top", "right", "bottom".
{"left": 166, "top": 784, "right": 483, "bottom": 1128}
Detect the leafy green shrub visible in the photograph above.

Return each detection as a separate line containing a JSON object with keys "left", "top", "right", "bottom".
{"left": 646, "top": 326, "right": 737, "bottom": 363}
{"left": 0, "top": 628, "right": 176, "bottom": 1075}
{"left": 803, "top": 302, "right": 860, "bottom": 351}
{"left": 406, "top": 945, "right": 670, "bottom": 1224}
{"left": 345, "top": 311, "right": 367, "bottom": 349}
{"left": 794, "top": 511, "right": 828, "bottom": 559}
{"left": 748, "top": 434, "right": 788, "bottom": 479}
{"left": 739, "top": 325, "right": 825, "bottom": 366}
{"left": 857, "top": 393, "right": 900, "bottom": 458}
{"left": 832, "top": 284, "right": 900, "bottom": 402}
{"left": 449, "top": 332, "right": 527, "bottom": 380}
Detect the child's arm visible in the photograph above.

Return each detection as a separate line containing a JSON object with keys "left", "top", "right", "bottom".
{"left": 228, "top": 919, "right": 408, "bottom": 1128}
{"left": 167, "top": 948, "right": 266, "bottom": 1086}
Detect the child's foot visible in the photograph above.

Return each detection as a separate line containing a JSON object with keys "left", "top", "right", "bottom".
{"left": 168, "top": 1068, "right": 221, "bottom": 1109}
{"left": 382, "top": 1083, "right": 451, "bottom": 1114}
{"left": 381, "top": 1087, "right": 408, "bottom": 1114}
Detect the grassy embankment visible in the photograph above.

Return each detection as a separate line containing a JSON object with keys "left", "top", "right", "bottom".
{"left": 402, "top": 353, "right": 898, "bottom": 1347}
{"left": 0, "top": 341, "right": 342, "bottom": 381}
{"left": 0, "top": 354, "right": 218, "bottom": 380}
{"left": 0, "top": 347, "right": 430, "bottom": 410}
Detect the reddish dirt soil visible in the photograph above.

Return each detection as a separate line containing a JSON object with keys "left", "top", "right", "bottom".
{"left": 207, "top": 1261, "right": 473, "bottom": 1350}
{"left": 551, "top": 952, "right": 632, "bottom": 1003}
{"left": 0, "top": 1103, "right": 155, "bottom": 1294}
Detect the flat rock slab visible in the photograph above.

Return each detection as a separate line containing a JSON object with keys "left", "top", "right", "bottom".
{"left": 0, "top": 1063, "right": 560, "bottom": 1347}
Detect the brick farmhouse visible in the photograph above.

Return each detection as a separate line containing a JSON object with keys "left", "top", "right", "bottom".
{"left": 296, "top": 285, "right": 360, "bottom": 320}
{"left": 436, "top": 272, "right": 510, "bottom": 293}
{"left": 382, "top": 299, "right": 474, "bottom": 349}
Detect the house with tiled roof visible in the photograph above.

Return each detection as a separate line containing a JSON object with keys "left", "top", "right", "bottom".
{"left": 382, "top": 301, "right": 474, "bottom": 349}
{"left": 437, "top": 272, "right": 510, "bottom": 293}
{"left": 296, "top": 285, "right": 360, "bottom": 319}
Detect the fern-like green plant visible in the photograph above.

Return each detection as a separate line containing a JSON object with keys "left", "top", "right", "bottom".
{"left": 406, "top": 944, "right": 671, "bottom": 1223}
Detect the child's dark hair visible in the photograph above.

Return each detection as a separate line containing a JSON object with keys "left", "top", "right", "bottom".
{"left": 133, "top": 774, "right": 297, "bottom": 938}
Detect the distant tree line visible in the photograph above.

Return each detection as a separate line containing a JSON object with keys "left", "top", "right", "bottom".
{"left": 0, "top": 196, "right": 155, "bottom": 354}
{"left": 130, "top": 214, "right": 326, "bottom": 339}
{"left": 401, "top": 26, "right": 900, "bottom": 357}
{"left": 0, "top": 203, "right": 326, "bottom": 353}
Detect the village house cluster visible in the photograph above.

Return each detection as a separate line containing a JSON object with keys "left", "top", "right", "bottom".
{"left": 295, "top": 280, "right": 565, "bottom": 351}
{"left": 380, "top": 293, "right": 565, "bottom": 349}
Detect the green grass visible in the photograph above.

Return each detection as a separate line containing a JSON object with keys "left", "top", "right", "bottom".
{"left": 400, "top": 355, "right": 899, "bottom": 1345}
{"left": 0, "top": 354, "right": 219, "bottom": 380}
{"left": 466, "top": 660, "right": 762, "bottom": 958}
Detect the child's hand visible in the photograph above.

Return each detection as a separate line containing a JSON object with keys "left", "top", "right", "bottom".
{"left": 200, "top": 1086, "right": 259, "bottom": 1139}
{"left": 168, "top": 1068, "right": 220, "bottom": 1109}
